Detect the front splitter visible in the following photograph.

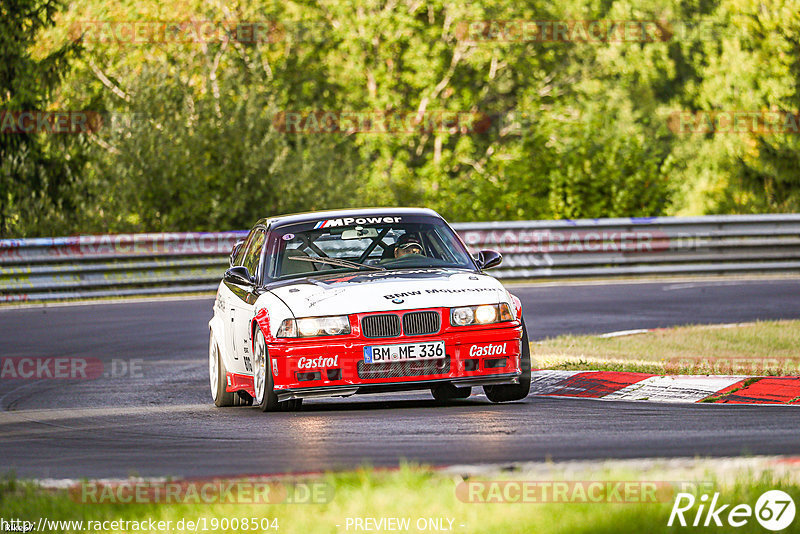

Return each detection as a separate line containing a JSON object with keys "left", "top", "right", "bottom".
{"left": 276, "top": 372, "right": 520, "bottom": 401}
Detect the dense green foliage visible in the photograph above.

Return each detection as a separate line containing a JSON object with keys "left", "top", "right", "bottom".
{"left": 2, "top": 0, "right": 799, "bottom": 236}
{"left": 0, "top": 0, "right": 84, "bottom": 235}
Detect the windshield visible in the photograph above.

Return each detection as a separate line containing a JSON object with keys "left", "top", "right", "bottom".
{"left": 265, "top": 214, "right": 476, "bottom": 280}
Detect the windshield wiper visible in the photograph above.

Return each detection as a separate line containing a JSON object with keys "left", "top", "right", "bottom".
{"left": 288, "top": 255, "right": 385, "bottom": 271}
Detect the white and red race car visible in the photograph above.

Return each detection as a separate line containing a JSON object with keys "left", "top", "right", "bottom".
{"left": 209, "top": 208, "right": 530, "bottom": 411}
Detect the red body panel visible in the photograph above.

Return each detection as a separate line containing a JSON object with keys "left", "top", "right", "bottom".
{"left": 227, "top": 372, "right": 256, "bottom": 396}
{"left": 228, "top": 307, "right": 523, "bottom": 396}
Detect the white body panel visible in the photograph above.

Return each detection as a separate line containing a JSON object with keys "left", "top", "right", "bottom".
{"left": 268, "top": 270, "right": 510, "bottom": 318}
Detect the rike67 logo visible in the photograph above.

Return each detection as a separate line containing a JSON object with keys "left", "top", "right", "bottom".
{"left": 668, "top": 490, "right": 796, "bottom": 531}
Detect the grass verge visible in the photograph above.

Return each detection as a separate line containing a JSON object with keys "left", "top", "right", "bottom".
{"left": 2, "top": 463, "right": 799, "bottom": 534}
{"left": 532, "top": 320, "right": 800, "bottom": 375}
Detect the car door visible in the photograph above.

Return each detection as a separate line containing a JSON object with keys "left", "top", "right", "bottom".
{"left": 229, "top": 227, "right": 267, "bottom": 374}
{"left": 221, "top": 228, "right": 255, "bottom": 370}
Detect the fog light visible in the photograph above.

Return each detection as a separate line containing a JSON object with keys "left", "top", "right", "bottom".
{"left": 296, "top": 371, "right": 321, "bottom": 382}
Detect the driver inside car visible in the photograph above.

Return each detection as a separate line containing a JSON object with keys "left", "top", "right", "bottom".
{"left": 393, "top": 234, "right": 425, "bottom": 258}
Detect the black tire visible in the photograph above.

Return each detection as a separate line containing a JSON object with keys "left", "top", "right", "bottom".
{"left": 210, "top": 332, "right": 237, "bottom": 407}
{"left": 235, "top": 391, "right": 254, "bottom": 406}
{"left": 484, "top": 319, "right": 532, "bottom": 403}
{"left": 431, "top": 383, "right": 472, "bottom": 402}
{"left": 278, "top": 398, "right": 303, "bottom": 411}
{"left": 253, "top": 329, "right": 302, "bottom": 412}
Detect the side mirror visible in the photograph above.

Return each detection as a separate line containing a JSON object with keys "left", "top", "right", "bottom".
{"left": 224, "top": 265, "right": 253, "bottom": 286}
{"left": 475, "top": 249, "right": 502, "bottom": 270}
{"left": 229, "top": 240, "right": 244, "bottom": 267}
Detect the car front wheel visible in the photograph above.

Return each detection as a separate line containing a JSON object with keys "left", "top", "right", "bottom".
{"left": 483, "top": 319, "right": 532, "bottom": 403}
{"left": 253, "top": 328, "right": 302, "bottom": 412}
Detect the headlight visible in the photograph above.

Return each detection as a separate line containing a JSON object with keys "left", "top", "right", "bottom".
{"left": 451, "top": 307, "right": 474, "bottom": 326}
{"left": 276, "top": 315, "right": 351, "bottom": 338}
{"left": 450, "top": 303, "right": 514, "bottom": 326}
{"left": 475, "top": 304, "right": 497, "bottom": 324}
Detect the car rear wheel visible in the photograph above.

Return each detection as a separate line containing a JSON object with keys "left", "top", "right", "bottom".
{"left": 210, "top": 332, "right": 236, "bottom": 407}
{"left": 431, "top": 383, "right": 472, "bottom": 402}
{"left": 484, "top": 319, "right": 532, "bottom": 403}
{"left": 253, "top": 328, "right": 302, "bottom": 412}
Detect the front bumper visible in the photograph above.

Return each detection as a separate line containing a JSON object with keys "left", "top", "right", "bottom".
{"left": 274, "top": 373, "right": 520, "bottom": 402}
{"left": 227, "top": 311, "right": 523, "bottom": 400}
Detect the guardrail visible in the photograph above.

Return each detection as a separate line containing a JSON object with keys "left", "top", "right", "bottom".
{"left": 2, "top": 214, "right": 799, "bottom": 302}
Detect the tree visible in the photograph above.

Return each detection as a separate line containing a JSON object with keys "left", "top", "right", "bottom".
{"left": 0, "top": 0, "right": 86, "bottom": 237}
{"left": 731, "top": 1, "right": 800, "bottom": 212}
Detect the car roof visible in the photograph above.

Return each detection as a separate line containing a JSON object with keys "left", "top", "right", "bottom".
{"left": 256, "top": 207, "right": 443, "bottom": 229}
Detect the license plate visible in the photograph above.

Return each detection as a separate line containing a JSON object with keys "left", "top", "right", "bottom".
{"left": 363, "top": 341, "right": 445, "bottom": 364}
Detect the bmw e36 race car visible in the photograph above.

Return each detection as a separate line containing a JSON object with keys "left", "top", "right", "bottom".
{"left": 208, "top": 208, "right": 531, "bottom": 411}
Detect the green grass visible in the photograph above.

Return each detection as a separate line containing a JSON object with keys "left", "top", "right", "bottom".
{"left": 2, "top": 466, "right": 799, "bottom": 534}
{"left": 532, "top": 320, "right": 800, "bottom": 375}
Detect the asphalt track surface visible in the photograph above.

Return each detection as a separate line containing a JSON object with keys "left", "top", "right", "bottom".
{"left": 1, "top": 278, "right": 799, "bottom": 479}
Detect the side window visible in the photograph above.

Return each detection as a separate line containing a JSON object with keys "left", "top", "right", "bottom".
{"left": 234, "top": 229, "right": 257, "bottom": 267}
{"left": 242, "top": 229, "right": 266, "bottom": 278}
{"left": 232, "top": 240, "right": 248, "bottom": 266}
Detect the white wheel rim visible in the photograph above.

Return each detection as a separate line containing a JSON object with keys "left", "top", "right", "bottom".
{"left": 209, "top": 335, "right": 219, "bottom": 400}
{"left": 254, "top": 333, "right": 266, "bottom": 405}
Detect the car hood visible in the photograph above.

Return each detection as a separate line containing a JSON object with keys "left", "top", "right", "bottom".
{"left": 267, "top": 268, "right": 509, "bottom": 317}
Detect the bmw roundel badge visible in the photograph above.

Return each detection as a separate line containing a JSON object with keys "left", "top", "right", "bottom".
{"left": 392, "top": 298, "right": 404, "bottom": 304}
